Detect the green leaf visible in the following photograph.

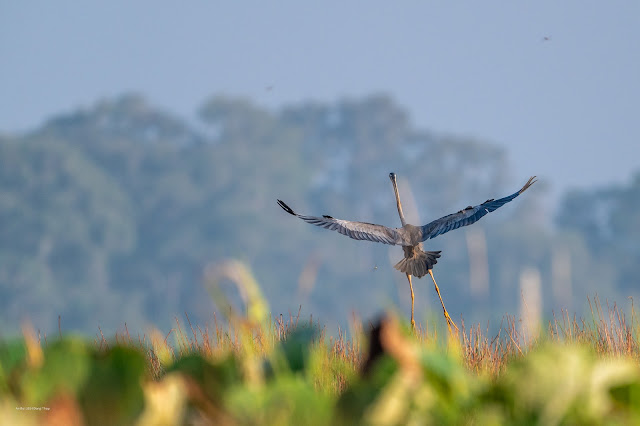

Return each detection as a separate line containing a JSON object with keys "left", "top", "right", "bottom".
{"left": 0, "top": 340, "right": 27, "bottom": 394}
{"left": 278, "top": 326, "right": 318, "bottom": 374}
{"left": 79, "top": 345, "right": 147, "bottom": 425}
{"left": 20, "top": 338, "right": 91, "bottom": 406}
{"left": 166, "top": 353, "right": 240, "bottom": 401}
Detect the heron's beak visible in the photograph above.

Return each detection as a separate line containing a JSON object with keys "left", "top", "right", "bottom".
{"left": 389, "top": 173, "right": 399, "bottom": 194}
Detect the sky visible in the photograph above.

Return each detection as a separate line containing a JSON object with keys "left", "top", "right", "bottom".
{"left": 1, "top": 2, "right": 639, "bottom": 202}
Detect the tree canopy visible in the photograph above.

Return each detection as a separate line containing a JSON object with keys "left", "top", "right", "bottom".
{"left": 0, "top": 94, "right": 636, "bottom": 335}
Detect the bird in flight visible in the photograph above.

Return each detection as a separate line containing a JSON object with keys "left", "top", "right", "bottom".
{"left": 278, "top": 173, "right": 537, "bottom": 332}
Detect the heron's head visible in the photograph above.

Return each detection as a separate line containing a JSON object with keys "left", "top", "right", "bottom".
{"left": 389, "top": 172, "right": 396, "bottom": 182}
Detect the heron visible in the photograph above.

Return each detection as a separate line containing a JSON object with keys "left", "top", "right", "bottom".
{"left": 278, "top": 173, "right": 536, "bottom": 332}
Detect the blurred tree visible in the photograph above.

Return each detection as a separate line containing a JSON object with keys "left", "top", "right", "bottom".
{"left": 0, "top": 93, "right": 573, "bottom": 336}
{"left": 556, "top": 172, "right": 640, "bottom": 297}
{"left": 0, "top": 135, "right": 136, "bottom": 331}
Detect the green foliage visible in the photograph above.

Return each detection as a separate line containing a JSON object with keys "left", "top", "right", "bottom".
{"left": 19, "top": 339, "right": 91, "bottom": 405}
{"left": 1, "top": 337, "right": 147, "bottom": 424}
{"left": 79, "top": 346, "right": 147, "bottom": 425}
{"left": 0, "top": 340, "right": 27, "bottom": 394}
{"left": 3, "top": 324, "right": 639, "bottom": 425}
{"left": 276, "top": 326, "right": 319, "bottom": 373}
{"left": 480, "top": 344, "right": 640, "bottom": 425}
{"left": 227, "top": 375, "right": 333, "bottom": 426}
{"left": 166, "top": 353, "right": 241, "bottom": 401}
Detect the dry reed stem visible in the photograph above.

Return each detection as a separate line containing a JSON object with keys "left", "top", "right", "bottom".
{"left": 39, "top": 295, "right": 640, "bottom": 385}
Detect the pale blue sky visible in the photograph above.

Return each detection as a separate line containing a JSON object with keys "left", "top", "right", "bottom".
{"left": 1, "top": 2, "right": 639, "bottom": 200}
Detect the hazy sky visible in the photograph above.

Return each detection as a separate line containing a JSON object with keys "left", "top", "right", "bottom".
{"left": 2, "top": 2, "right": 639, "bottom": 200}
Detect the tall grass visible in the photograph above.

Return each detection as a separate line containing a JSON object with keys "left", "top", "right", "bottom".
{"left": 3, "top": 260, "right": 638, "bottom": 424}
{"left": 69, "top": 293, "right": 636, "bottom": 390}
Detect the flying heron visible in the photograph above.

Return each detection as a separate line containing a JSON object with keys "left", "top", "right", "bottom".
{"left": 278, "top": 174, "right": 536, "bottom": 332}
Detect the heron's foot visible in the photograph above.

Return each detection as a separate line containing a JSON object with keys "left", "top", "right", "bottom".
{"left": 443, "top": 310, "right": 459, "bottom": 334}
{"left": 410, "top": 317, "right": 416, "bottom": 330}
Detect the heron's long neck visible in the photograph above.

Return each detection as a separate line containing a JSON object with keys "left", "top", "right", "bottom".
{"left": 392, "top": 179, "right": 407, "bottom": 226}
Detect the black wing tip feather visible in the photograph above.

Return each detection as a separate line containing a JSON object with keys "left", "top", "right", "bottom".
{"left": 518, "top": 176, "right": 537, "bottom": 194}
{"left": 277, "top": 199, "right": 297, "bottom": 216}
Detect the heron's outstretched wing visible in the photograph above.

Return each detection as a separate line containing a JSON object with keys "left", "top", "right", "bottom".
{"left": 277, "top": 200, "right": 402, "bottom": 245}
{"left": 420, "top": 176, "right": 537, "bottom": 241}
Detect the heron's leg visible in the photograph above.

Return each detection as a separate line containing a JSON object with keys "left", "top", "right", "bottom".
{"left": 428, "top": 269, "right": 459, "bottom": 334}
{"left": 406, "top": 273, "right": 415, "bottom": 329}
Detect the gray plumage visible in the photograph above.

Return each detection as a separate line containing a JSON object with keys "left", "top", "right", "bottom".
{"left": 279, "top": 173, "right": 536, "bottom": 332}
{"left": 276, "top": 200, "right": 404, "bottom": 245}
{"left": 277, "top": 175, "right": 536, "bottom": 277}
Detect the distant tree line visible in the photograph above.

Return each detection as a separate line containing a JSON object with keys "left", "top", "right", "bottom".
{"left": 0, "top": 94, "right": 637, "bottom": 335}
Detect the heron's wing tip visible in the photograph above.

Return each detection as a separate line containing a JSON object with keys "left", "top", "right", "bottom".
{"left": 277, "top": 199, "right": 296, "bottom": 215}
{"left": 519, "top": 176, "right": 537, "bottom": 194}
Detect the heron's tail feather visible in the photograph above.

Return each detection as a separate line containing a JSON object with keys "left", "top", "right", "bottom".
{"left": 394, "top": 249, "right": 441, "bottom": 278}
